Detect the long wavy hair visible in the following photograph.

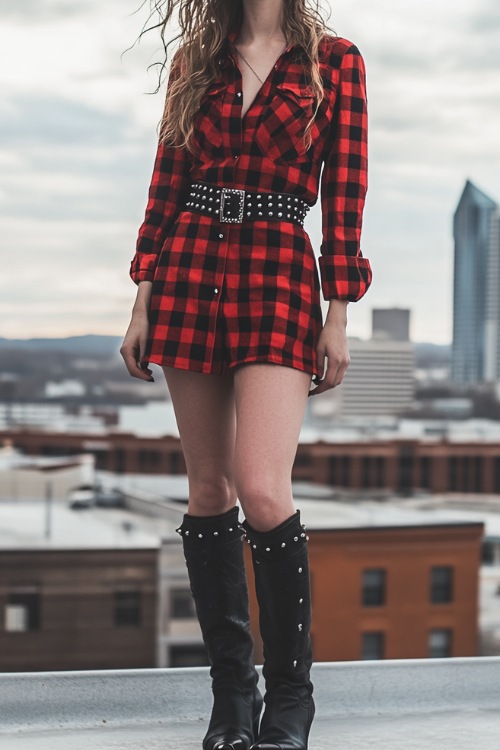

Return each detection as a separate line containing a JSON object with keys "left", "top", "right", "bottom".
{"left": 135, "top": 0, "right": 336, "bottom": 154}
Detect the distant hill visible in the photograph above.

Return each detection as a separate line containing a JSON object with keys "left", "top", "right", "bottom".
{"left": 0, "top": 335, "right": 123, "bottom": 357}
{"left": 0, "top": 335, "right": 146, "bottom": 403}
{"left": 0, "top": 335, "right": 451, "bottom": 367}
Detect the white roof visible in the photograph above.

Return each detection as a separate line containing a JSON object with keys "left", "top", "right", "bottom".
{"left": 2, "top": 477, "right": 497, "bottom": 552}
{"left": 298, "top": 498, "right": 492, "bottom": 535}
{"left": 102, "top": 471, "right": 497, "bottom": 536}
{"left": 0, "top": 501, "right": 169, "bottom": 551}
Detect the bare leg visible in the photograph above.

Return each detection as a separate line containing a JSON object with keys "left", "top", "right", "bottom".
{"left": 232, "top": 363, "right": 311, "bottom": 531}
{"left": 164, "top": 366, "right": 264, "bottom": 749}
{"left": 233, "top": 363, "right": 315, "bottom": 750}
{"left": 161, "top": 367, "right": 237, "bottom": 516}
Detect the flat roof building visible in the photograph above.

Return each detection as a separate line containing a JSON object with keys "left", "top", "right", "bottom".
{"left": 0, "top": 501, "right": 164, "bottom": 672}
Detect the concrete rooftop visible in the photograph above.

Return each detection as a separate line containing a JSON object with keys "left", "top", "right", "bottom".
{"left": 0, "top": 501, "right": 163, "bottom": 550}
{"left": 1, "top": 494, "right": 494, "bottom": 552}
{"left": 1, "top": 658, "right": 499, "bottom": 749}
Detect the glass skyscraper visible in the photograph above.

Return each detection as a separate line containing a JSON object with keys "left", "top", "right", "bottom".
{"left": 452, "top": 180, "right": 499, "bottom": 385}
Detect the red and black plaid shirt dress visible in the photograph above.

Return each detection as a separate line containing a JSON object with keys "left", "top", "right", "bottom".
{"left": 129, "top": 31, "right": 373, "bottom": 385}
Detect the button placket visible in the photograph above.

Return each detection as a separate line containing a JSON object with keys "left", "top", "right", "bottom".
{"left": 215, "top": 231, "right": 225, "bottom": 294}
{"left": 226, "top": 71, "right": 243, "bottom": 165}
{"left": 205, "top": 223, "right": 229, "bottom": 372}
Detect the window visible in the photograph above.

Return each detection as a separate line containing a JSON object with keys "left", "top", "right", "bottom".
{"left": 420, "top": 456, "right": 431, "bottom": 490}
{"left": 294, "top": 453, "right": 311, "bottom": 467}
{"left": 361, "top": 631, "right": 385, "bottom": 660}
{"left": 328, "top": 456, "right": 338, "bottom": 485}
{"left": 362, "top": 568, "right": 386, "bottom": 606}
{"left": 428, "top": 628, "right": 452, "bottom": 657}
{"left": 113, "top": 589, "right": 141, "bottom": 627}
{"left": 462, "top": 456, "right": 470, "bottom": 491}
{"left": 473, "top": 456, "right": 483, "bottom": 493}
{"left": 114, "top": 448, "right": 126, "bottom": 474}
{"left": 430, "top": 566, "right": 453, "bottom": 603}
{"left": 341, "top": 456, "right": 351, "bottom": 486}
{"left": 170, "top": 588, "right": 196, "bottom": 619}
{"left": 398, "top": 454, "right": 413, "bottom": 492}
{"left": 375, "top": 456, "right": 386, "bottom": 488}
{"left": 482, "top": 541, "right": 494, "bottom": 565}
{"left": 329, "top": 456, "right": 351, "bottom": 486}
{"left": 5, "top": 589, "right": 40, "bottom": 632}
{"left": 361, "top": 456, "right": 371, "bottom": 488}
{"left": 170, "top": 452, "right": 182, "bottom": 473}
{"left": 448, "top": 456, "right": 458, "bottom": 491}
{"left": 41, "top": 444, "right": 65, "bottom": 456}
{"left": 169, "top": 644, "right": 210, "bottom": 667}
{"left": 494, "top": 457, "right": 500, "bottom": 493}
{"left": 363, "top": 456, "right": 386, "bottom": 488}
{"left": 138, "top": 450, "right": 161, "bottom": 468}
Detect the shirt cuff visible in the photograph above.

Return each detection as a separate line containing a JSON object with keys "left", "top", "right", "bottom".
{"left": 318, "top": 251, "right": 373, "bottom": 302}
{"left": 129, "top": 254, "right": 158, "bottom": 285}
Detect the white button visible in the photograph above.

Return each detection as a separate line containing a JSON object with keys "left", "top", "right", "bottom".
{"left": 214, "top": 288, "right": 219, "bottom": 294}
{"left": 234, "top": 154, "right": 239, "bottom": 159}
{"left": 218, "top": 233, "right": 224, "bottom": 239}
{"left": 237, "top": 92, "right": 242, "bottom": 97}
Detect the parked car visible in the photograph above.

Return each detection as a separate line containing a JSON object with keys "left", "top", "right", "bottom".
{"left": 68, "top": 485, "right": 96, "bottom": 510}
{"left": 68, "top": 484, "right": 125, "bottom": 510}
{"left": 94, "top": 488, "right": 125, "bottom": 508}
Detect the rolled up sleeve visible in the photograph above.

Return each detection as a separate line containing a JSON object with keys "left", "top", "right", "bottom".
{"left": 129, "top": 49, "right": 193, "bottom": 285}
{"left": 318, "top": 43, "right": 372, "bottom": 302}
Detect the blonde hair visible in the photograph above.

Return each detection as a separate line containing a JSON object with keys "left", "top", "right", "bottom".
{"left": 137, "top": 0, "right": 336, "bottom": 154}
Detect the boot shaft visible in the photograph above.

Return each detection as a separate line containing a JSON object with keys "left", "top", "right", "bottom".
{"left": 176, "top": 506, "right": 259, "bottom": 692}
{"left": 242, "top": 511, "right": 314, "bottom": 697}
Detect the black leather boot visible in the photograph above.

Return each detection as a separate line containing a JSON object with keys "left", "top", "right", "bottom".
{"left": 242, "top": 510, "right": 315, "bottom": 750}
{"left": 176, "top": 506, "right": 263, "bottom": 750}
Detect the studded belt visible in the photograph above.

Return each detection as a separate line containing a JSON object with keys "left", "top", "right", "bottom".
{"left": 184, "top": 181, "right": 311, "bottom": 227}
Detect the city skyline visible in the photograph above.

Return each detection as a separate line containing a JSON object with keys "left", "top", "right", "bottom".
{"left": 1, "top": 0, "right": 500, "bottom": 343}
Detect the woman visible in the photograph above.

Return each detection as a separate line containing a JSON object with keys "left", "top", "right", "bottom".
{"left": 121, "top": 0, "right": 372, "bottom": 748}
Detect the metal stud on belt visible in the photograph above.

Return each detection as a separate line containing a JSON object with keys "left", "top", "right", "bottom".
{"left": 185, "top": 182, "right": 310, "bottom": 227}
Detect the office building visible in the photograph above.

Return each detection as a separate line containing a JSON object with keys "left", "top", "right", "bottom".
{"left": 452, "top": 180, "right": 500, "bottom": 385}
{"left": 309, "top": 337, "right": 415, "bottom": 419}
{"left": 372, "top": 308, "right": 410, "bottom": 342}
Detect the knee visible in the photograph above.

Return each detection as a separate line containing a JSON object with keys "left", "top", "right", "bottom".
{"left": 235, "top": 475, "right": 294, "bottom": 531}
{"left": 188, "top": 476, "right": 237, "bottom": 516}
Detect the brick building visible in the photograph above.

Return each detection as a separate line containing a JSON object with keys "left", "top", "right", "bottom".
{"left": 247, "top": 522, "right": 482, "bottom": 662}
{"left": 0, "top": 503, "right": 158, "bottom": 672}
{"left": 4, "top": 428, "right": 500, "bottom": 495}
{"left": 159, "top": 501, "right": 484, "bottom": 665}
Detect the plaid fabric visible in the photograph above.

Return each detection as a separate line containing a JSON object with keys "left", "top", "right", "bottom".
{"left": 129, "top": 32, "right": 372, "bottom": 382}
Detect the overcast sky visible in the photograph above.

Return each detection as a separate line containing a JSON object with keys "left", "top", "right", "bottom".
{"left": 1, "top": 0, "right": 499, "bottom": 343}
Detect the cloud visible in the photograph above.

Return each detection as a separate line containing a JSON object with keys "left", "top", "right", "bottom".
{"left": 469, "top": 0, "right": 500, "bottom": 34}
{"left": 0, "top": 0, "right": 98, "bottom": 23}
{"left": 0, "top": 215, "right": 138, "bottom": 338}
{"left": 0, "top": 94, "right": 128, "bottom": 145}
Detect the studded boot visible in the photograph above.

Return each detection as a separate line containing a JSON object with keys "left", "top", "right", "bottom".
{"left": 176, "top": 506, "right": 263, "bottom": 750}
{"left": 242, "top": 510, "right": 315, "bottom": 750}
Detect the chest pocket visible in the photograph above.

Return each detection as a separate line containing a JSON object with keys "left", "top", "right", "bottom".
{"left": 191, "top": 80, "right": 227, "bottom": 159}
{"left": 254, "top": 82, "right": 315, "bottom": 163}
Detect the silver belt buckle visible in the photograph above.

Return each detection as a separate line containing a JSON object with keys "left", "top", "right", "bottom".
{"left": 220, "top": 187, "right": 245, "bottom": 223}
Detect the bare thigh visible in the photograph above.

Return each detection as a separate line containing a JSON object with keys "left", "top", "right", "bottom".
{"left": 232, "top": 363, "right": 311, "bottom": 531}
{"left": 161, "top": 367, "right": 237, "bottom": 516}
